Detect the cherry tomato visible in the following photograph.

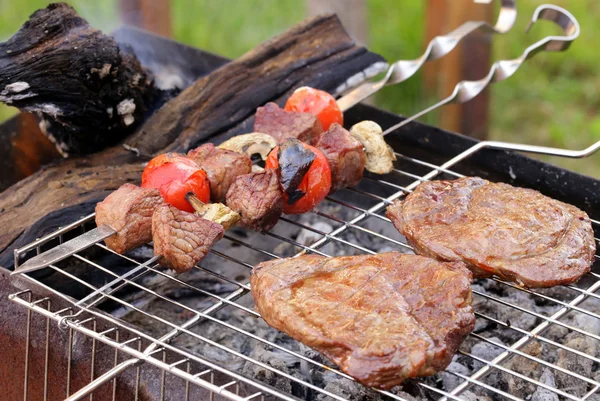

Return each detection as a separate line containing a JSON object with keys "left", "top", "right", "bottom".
{"left": 142, "top": 154, "right": 210, "bottom": 212}
{"left": 141, "top": 153, "right": 198, "bottom": 184}
{"left": 265, "top": 143, "right": 331, "bottom": 214}
{"left": 284, "top": 86, "right": 343, "bottom": 131}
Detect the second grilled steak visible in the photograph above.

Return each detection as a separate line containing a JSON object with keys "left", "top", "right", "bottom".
{"left": 386, "top": 177, "right": 596, "bottom": 288}
{"left": 251, "top": 252, "right": 474, "bottom": 389}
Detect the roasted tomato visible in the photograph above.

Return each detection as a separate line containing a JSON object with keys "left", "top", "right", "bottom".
{"left": 141, "top": 153, "right": 198, "bottom": 183}
{"left": 141, "top": 154, "right": 210, "bottom": 212}
{"left": 284, "top": 86, "right": 343, "bottom": 131}
{"left": 265, "top": 143, "right": 331, "bottom": 214}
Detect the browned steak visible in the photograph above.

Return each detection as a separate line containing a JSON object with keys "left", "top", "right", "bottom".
{"left": 188, "top": 143, "right": 252, "bottom": 202}
{"left": 251, "top": 252, "right": 474, "bottom": 389}
{"left": 226, "top": 169, "right": 283, "bottom": 231}
{"left": 387, "top": 177, "right": 596, "bottom": 288}
{"left": 316, "top": 123, "right": 365, "bottom": 192}
{"left": 95, "top": 184, "right": 163, "bottom": 254}
{"left": 254, "top": 102, "right": 322, "bottom": 145}
{"left": 152, "top": 204, "right": 224, "bottom": 273}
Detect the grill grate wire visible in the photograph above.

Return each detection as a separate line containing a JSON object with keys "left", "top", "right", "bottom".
{"left": 9, "top": 139, "right": 600, "bottom": 401}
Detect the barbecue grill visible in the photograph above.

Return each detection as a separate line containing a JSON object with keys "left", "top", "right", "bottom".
{"left": 5, "top": 7, "right": 600, "bottom": 401}
{"left": 7, "top": 103, "right": 600, "bottom": 401}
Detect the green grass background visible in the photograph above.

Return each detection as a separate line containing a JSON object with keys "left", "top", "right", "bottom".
{"left": 1, "top": 1, "right": 598, "bottom": 177}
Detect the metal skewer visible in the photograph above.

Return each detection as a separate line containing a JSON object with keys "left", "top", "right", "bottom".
{"left": 335, "top": 0, "right": 517, "bottom": 110}
{"left": 382, "top": 4, "right": 580, "bottom": 136}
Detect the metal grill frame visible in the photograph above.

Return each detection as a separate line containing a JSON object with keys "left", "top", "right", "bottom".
{"left": 8, "top": 111, "right": 600, "bottom": 401}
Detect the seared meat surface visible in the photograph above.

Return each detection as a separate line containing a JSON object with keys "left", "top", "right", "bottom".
{"left": 95, "top": 184, "right": 163, "bottom": 254}
{"left": 152, "top": 204, "right": 224, "bottom": 273}
{"left": 254, "top": 102, "right": 322, "bottom": 145}
{"left": 188, "top": 143, "right": 252, "bottom": 202}
{"left": 251, "top": 252, "right": 474, "bottom": 389}
{"left": 226, "top": 169, "right": 283, "bottom": 231}
{"left": 316, "top": 123, "right": 365, "bottom": 192}
{"left": 387, "top": 177, "right": 596, "bottom": 288}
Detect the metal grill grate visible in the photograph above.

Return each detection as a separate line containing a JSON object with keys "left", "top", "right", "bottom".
{"left": 9, "top": 137, "right": 600, "bottom": 401}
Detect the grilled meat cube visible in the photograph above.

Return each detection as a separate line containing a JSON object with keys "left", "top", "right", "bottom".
{"left": 152, "top": 204, "right": 224, "bottom": 273}
{"left": 226, "top": 169, "right": 283, "bottom": 231}
{"left": 95, "top": 183, "right": 163, "bottom": 254}
{"left": 254, "top": 102, "right": 322, "bottom": 145}
{"left": 316, "top": 123, "right": 365, "bottom": 192}
{"left": 387, "top": 177, "right": 596, "bottom": 288}
{"left": 188, "top": 143, "right": 252, "bottom": 202}
{"left": 251, "top": 252, "right": 474, "bottom": 389}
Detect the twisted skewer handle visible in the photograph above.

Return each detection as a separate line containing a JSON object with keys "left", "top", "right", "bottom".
{"left": 382, "top": 5, "right": 580, "bottom": 136}
{"left": 335, "top": 0, "right": 517, "bottom": 111}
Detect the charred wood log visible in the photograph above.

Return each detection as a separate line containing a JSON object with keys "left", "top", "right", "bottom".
{"left": 0, "top": 3, "right": 160, "bottom": 155}
{"left": 0, "top": 13, "right": 384, "bottom": 268}
{"left": 128, "top": 14, "right": 384, "bottom": 156}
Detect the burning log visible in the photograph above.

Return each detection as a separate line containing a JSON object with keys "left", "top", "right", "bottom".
{"left": 0, "top": 3, "right": 160, "bottom": 155}
{"left": 0, "top": 12, "right": 384, "bottom": 268}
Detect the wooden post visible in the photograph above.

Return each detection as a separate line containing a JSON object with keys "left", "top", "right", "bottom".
{"left": 119, "top": 0, "right": 172, "bottom": 38}
{"left": 424, "top": 0, "right": 492, "bottom": 139}
{"left": 306, "top": 0, "right": 368, "bottom": 45}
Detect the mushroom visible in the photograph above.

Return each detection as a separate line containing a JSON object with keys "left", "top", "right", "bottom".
{"left": 217, "top": 133, "right": 277, "bottom": 161}
{"left": 349, "top": 121, "right": 396, "bottom": 175}
{"left": 186, "top": 193, "right": 240, "bottom": 231}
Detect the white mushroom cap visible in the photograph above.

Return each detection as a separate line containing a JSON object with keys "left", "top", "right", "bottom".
{"left": 349, "top": 121, "right": 396, "bottom": 175}
{"left": 217, "top": 133, "right": 277, "bottom": 160}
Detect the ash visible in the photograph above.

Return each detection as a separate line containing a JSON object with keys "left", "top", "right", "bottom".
{"left": 118, "top": 199, "right": 600, "bottom": 401}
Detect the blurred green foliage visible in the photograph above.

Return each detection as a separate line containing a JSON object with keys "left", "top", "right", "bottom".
{"left": 1, "top": 1, "right": 598, "bottom": 177}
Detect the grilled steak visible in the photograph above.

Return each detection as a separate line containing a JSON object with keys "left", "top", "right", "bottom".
{"left": 251, "top": 252, "right": 474, "bottom": 389}
{"left": 387, "top": 177, "right": 596, "bottom": 288}
{"left": 316, "top": 123, "right": 365, "bottom": 192}
{"left": 226, "top": 169, "right": 284, "bottom": 231}
{"left": 95, "top": 184, "right": 163, "bottom": 254}
{"left": 152, "top": 204, "right": 224, "bottom": 273}
{"left": 254, "top": 102, "right": 322, "bottom": 145}
{"left": 188, "top": 143, "right": 252, "bottom": 202}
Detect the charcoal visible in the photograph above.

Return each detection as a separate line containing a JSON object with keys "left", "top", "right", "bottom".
{"left": 317, "top": 371, "right": 381, "bottom": 401}
{"left": 555, "top": 333, "right": 596, "bottom": 398}
{"left": 461, "top": 391, "right": 493, "bottom": 401}
{"left": 296, "top": 221, "right": 334, "bottom": 255}
{"left": 531, "top": 369, "right": 559, "bottom": 401}
{"left": 502, "top": 342, "right": 544, "bottom": 397}
{"left": 470, "top": 337, "right": 505, "bottom": 371}
{"left": 440, "top": 360, "right": 471, "bottom": 391}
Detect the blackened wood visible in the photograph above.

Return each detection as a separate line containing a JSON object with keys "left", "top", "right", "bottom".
{"left": 127, "top": 13, "right": 384, "bottom": 156}
{"left": 0, "top": 13, "right": 383, "bottom": 268}
{"left": 0, "top": 3, "right": 159, "bottom": 155}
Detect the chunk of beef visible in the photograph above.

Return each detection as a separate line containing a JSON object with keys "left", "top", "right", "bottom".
{"left": 226, "top": 169, "right": 283, "bottom": 231}
{"left": 95, "top": 183, "right": 163, "bottom": 254}
{"left": 316, "top": 123, "right": 365, "bottom": 192}
{"left": 254, "top": 102, "right": 322, "bottom": 145}
{"left": 386, "top": 177, "right": 596, "bottom": 288}
{"left": 188, "top": 143, "right": 252, "bottom": 202}
{"left": 152, "top": 204, "right": 224, "bottom": 273}
{"left": 251, "top": 252, "right": 474, "bottom": 389}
